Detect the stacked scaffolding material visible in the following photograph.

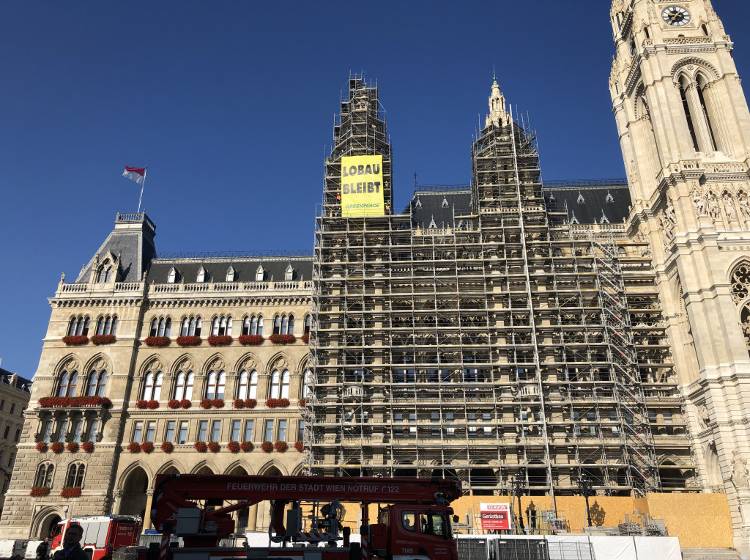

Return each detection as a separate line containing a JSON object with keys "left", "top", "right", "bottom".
{"left": 307, "top": 76, "right": 693, "bottom": 496}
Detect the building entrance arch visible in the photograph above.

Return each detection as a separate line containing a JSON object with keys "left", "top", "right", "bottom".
{"left": 118, "top": 466, "right": 149, "bottom": 519}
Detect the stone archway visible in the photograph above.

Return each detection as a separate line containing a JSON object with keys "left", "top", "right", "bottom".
{"left": 33, "top": 510, "right": 63, "bottom": 539}
{"left": 118, "top": 466, "right": 149, "bottom": 518}
{"left": 226, "top": 465, "right": 250, "bottom": 532}
{"left": 254, "top": 465, "right": 284, "bottom": 531}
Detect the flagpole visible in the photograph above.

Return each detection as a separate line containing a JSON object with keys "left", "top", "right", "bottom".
{"left": 137, "top": 168, "right": 147, "bottom": 214}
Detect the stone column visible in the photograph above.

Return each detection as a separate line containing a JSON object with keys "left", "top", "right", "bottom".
{"left": 685, "top": 83, "right": 715, "bottom": 154}
{"left": 142, "top": 491, "right": 154, "bottom": 530}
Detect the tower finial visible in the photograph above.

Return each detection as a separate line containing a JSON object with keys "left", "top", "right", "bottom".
{"left": 485, "top": 76, "right": 508, "bottom": 128}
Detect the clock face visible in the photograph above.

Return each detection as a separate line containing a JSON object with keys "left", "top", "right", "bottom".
{"left": 662, "top": 5, "right": 691, "bottom": 26}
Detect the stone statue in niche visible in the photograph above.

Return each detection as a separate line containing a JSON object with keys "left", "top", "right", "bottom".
{"left": 697, "top": 404, "right": 711, "bottom": 430}
{"left": 723, "top": 190, "right": 738, "bottom": 222}
{"left": 661, "top": 199, "right": 677, "bottom": 246}
{"left": 731, "top": 449, "right": 750, "bottom": 490}
{"left": 707, "top": 190, "right": 722, "bottom": 223}
{"left": 737, "top": 190, "right": 750, "bottom": 220}
{"left": 692, "top": 186, "right": 707, "bottom": 217}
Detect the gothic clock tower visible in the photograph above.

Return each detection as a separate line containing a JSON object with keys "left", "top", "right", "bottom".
{"left": 610, "top": 0, "right": 750, "bottom": 552}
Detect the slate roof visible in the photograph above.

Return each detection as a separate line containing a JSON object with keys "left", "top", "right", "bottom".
{"left": 146, "top": 256, "right": 313, "bottom": 284}
{"left": 407, "top": 188, "right": 472, "bottom": 229}
{"left": 543, "top": 180, "right": 631, "bottom": 225}
{"left": 0, "top": 368, "right": 32, "bottom": 393}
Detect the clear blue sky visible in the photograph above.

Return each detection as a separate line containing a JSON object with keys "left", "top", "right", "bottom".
{"left": 1, "top": 1, "right": 749, "bottom": 376}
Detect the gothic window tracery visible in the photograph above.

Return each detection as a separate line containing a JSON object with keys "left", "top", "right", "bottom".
{"left": 730, "top": 261, "right": 750, "bottom": 354}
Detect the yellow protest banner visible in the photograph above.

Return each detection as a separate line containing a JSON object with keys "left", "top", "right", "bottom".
{"left": 340, "top": 155, "right": 385, "bottom": 217}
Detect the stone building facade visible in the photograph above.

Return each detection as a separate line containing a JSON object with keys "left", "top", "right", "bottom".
{"left": 610, "top": 0, "right": 750, "bottom": 553}
{"left": 0, "top": 368, "right": 31, "bottom": 516}
{"left": 0, "top": 214, "right": 312, "bottom": 538}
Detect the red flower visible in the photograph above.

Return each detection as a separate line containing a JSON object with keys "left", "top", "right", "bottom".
{"left": 176, "top": 336, "right": 201, "bottom": 347}
{"left": 228, "top": 441, "right": 241, "bottom": 453}
{"left": 294, "top": 441, "right": 304, "bottom": 452}
{"left": 266, "top": 398, "right": 290, "bottom": 408}
{"left": 240, "top": 441, "right": 254, "bottom": 452}
{"left": 128, "top": 442, "right": 141, "bottom": 453}
{"left": 147, "top": 400, "right": 159, "bottom": 409}
{"left": 40, "top": 396, "right": 112, "bottom": 410}
{"left": 144, "top": 336, "right": 171, "bottom": 347}
{"left": 302, "top": 333, "right": 310, "bottom": 344}
{"left": 245, "top": 399, "right": 257, "bottom": 409}
{"left": 168, "top": 399, "right": 180, "bottom": 409}
{"left": 91, "top": 334, "right": 116, "bottom": 345}
{"left": 62, "top": 335, "right": 89, "bottom": 346}
{"left": 50, "top": 442, "right": 64, "bottom": 454}
{"left": 208, "top": 442, "right": 221, "bottom": 453}
{"left": 208, "top": 335, "right": 233, "bottom": 346}
{"left": 180, "top": 399, "right": 192, "bottom": 409}
{"left": 141, "top": 442, "right": 154, "bottom": 453}
{"left": 36, "top": 442, "right": 48, "bottom": 452}
{"left": 234, "top": 399, "right": 245, "bottom": 409}
{"left": 238, "top": 335, "right": 264, "bottom": 346}
{"left": 200, "top": 399, "right": 212, "bottom": 409}
{"left": 212, "top": 399, "right": 224, "bottom": 409}
{"left": 136, "top": 400, "right": 148, "bottom": 409}
{"left": 274, "top": 441, "right": 288, "bottom": 453}
{"left": 66, "top": 442, "right": 79, "bottom": 453}
{"left": 298, "top": 399, "right": 307, "bottom": 407}
{"left": 269, "top": 334, "right": 296, "bottom": 344}
{"left": 161, "top": 442, "right": 174, "bottom": 453}
{"left": 194, "top": 441, "right": 208, "bottom": 453}
{"left": 61, "top": 487, "right": 82, "bottom": 498}
{"left": 261, "top": 441, "right": 274, "bottom": 453}
{"left": 81, "top": 442, "right": 95, "bottom": 453}
{"left": 30, "top": 487, "right": 50, "bottom": 497}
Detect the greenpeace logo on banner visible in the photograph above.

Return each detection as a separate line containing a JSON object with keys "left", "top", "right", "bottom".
{"left": 340, "top": 154, "right": 385, "bottom": 217}
{"left": 479, "top": 503, "right": 512, "bottom": 531}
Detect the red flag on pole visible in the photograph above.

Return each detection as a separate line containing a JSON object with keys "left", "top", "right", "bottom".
{"left": 122, "top": 166, "right": 146, "bottom": 185}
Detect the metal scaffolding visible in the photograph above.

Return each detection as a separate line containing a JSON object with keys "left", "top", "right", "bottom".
{"left": 305, "top": 76, "right": 694, "bottom": 497}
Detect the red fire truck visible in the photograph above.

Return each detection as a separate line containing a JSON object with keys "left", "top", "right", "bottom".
{"left": 50, "top": 516, "right": 141, "bottom": 560}
{"left": 150, "top": 474, "right": 461, "bottom": 560}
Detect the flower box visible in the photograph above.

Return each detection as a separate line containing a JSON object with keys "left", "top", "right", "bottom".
{"left": 148, "top": 400, "right": 159, "bottom": 409}
{"left": 82, "top": 442, "right": 94, "bottom": 453}
{"left": 298, "top": 399, "right": 307, "bottom": 407}
{"left": 36, "top": 442, "right": 48, "bottom": 453}
{"left": 228, "top": 441, "right": 241, "bottom": 453}
{"left": 234, "top": 398, "right": 258, "bottom": 409}
{"left": 302, "top": 334, "right": 310, "bottom": 344}
{"left": 239, "top": 335, "right": 264, "bottom": 346}
{"left": 141, "top": 442, "right": 154, "bottom": 453}
{"left": 66, "top": 442, "right": 79, "bottom": 453}
{"left": 261, "top": 441, "right": 274, "bottom": 453}
{"left": 30, "top": 487, "right": 50, "bottom": 497}
{"left": 269, "top": 334, "right": 296, "bottom": 344}
{"left": 208, "top": 442, "right": 221, "bottom": 453}
{"left": 194, "top": 441, "right": 208, "bottom": 453}
{"left": 200, "top": 399, "right": 212, "bottom": 409}
{"left": 266, "top": 398, "right": 290, "bottom": 409}
{"left": 62, "top": 335, "right": 89, "bottom": 346}
{"left": 39, "top": 396, "right": 112, "bottom": 409}
{"left": 240, "top": 441, "right": 254, "bottom": 452}
{"left": 274, "top": 441, "right": 288, "bottom": 453}
{"left": 208, "top": 335, "right": 233, "bottom": 346}
{"left": 144, "top": 336, "right": 171, "bottom": 347}
{"left": 180, "top": 399, "right": 191, "bottom": 409}
{"left": 136, "top": 400, "right": 148, "bottom": 409}
{"left": 61, "top": 487, "right": 82, "bottom": 498}
{"left": 161, "top": 442, "right": 174, "bottom": 453}
{"left": 91, "top": 334, "right": 116, "bottom": 345}
{"left": 200, "top": 399, "right": 224, "bottom": 409}
{"left": 176, "top": 336, "right": 202, "bottom": 347}
{"left": 168, "top": 399, "right": 180, "bottom": 409}
{"left": 128, "top": 442, "right": 141, "bottom": 453}
{"left": 294, "top": 441, "right": 304, "bottom": 452}
{"left": 50, "top": 442, "right": 64, "bottom": 454}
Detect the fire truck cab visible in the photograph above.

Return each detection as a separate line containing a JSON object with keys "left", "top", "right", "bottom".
{"left": 51, "top": 516, "right": 141, "bottom": 560}
{"left": 151, "top": 474, "right": 460, "bottom": 560}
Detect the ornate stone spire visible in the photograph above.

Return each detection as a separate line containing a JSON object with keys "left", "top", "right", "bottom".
{"left": 485, "top": 77, "right": 509, "bottom": 128}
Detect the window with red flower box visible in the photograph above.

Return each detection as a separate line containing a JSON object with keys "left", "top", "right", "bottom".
{"left": 81, "top": 442, "right": 94, "bottom": 453}
{"left": 238, "top": 335, "right": 264, "bottom": 346}
{"left": 161, "top": 442, "right": 174, "bottom": 453}
{"left": 128, "top": 442, "right": 140, "bottom": 453}
{"left": 36, "top": 442, "right": 48, "bottom": 452}
{"left": 30, "top": 487, "right": 51, "bottom": 497}
{"left": 50, "top": 442, "right": 64, "bottom": 454}
{"left": 39, "top": 396, "right": 112, "bottom": 409}
{"left": 62, "top": 335, "right": 89, "bottom": 346}
{"left": 228, "top": 441, "right": 241, "bottom": 453}
{"left": 294, "top": 441, "right": 304, "bottom": 452}
{"left": 176, "top": 336, "right": 201, "bottom": 347}
{"left": 240, "top": 441, "right": 254, "bottom": 452}
{"left": 269, "top": 334, "right": 296, "bottom": 344}
{"left": 144, "top": 336, "right": 170, "bottom": 347}
{"left": 274, "top": 441, "right": 288, "bottom": 452}
{"left": 66, "top": 442, "right": 79, "bottom": 453}
{"left": 261, "top": 441, "right": 274, "bottom": 453}
{"left": 194, "top": 441, "right": 208, "bottom": 453}
{"left": 208, "top": 442, "right": 221, "bottom": 453}
{"left": 208, "top": 335, "right": 233, "bottom": 346}
{"left": 61, "top": 487, "right": 82, "bottom": 498}
{"left": 141, "top": 442, "right": 154, "bottom": 453}
{"left": 266, "top": 398, "right": 290, "bottom": 408}
{"left": 91, "top": 334, "right": 116, "bottom": 345}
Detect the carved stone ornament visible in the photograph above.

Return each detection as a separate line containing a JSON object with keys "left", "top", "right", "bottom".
{"left": 692, "top": 186, "right": 707, "bottom": 217}
{"left": 723, "top": 189, "right": 738, "bottom": 222}
{"left": 737, "top": 190, "right": 750, "bottom": 220}
{"left": 661, "top": 198, "right": 677, "bottom": 247}
{"left": 707, "top": 190, "right": 721, "bottom": 223}
{"left": 731, "top": 449, "right": 750, "bottom": 490}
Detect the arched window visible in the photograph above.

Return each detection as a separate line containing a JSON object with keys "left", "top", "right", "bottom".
{"left": 174, "top": 371, "right": 194, "bottom": 401}
{"left": 211, "top": 315, "right": 232, "bottom": 336}
{"left": 281, "top": 315, "right": 289, "bottom": 335}
{"left": 257, "top": 316, "right": 264, "bottom": 335}
{"left": 285, "top": 265, "right": 294, "bottom": 281}
{"left": 226, "top": 266, "right": 235, "bottom": 282}
{"left": 205, "top": 371, "right": 226, "bottom": 400}
{"left": 273, "top": 315, "right": 282, "bottom": 335}
{"left": 303, "top": 368, "right": 313, "bottom": 398}
{"left": 86, "top": 370, "right": 107, "bottom": 397}
{"left": 151, "top": 317, "right": 171, "bottom": 337}
{"left": 56, "top": 370, "right": 78, "bottom": 397}
{"left": 237, "top": 371, "right": 249, "bottom": 399}
{"left": 731, "top": 261, "right": 750, "bottom": 356}
{"left": 679, "top": 75, "right": 700, "bottom": 151}
{"left": 97, "top": 261, "right": 113, "bottom": 283}
{"left": 167, "top": 267, "right": 177, "bottom": 284}
{"left": 249, "top": 371, "right": 258, "bottom": 398}
{"left": 196, "top": 266, "right": 206, "bottom": 283}
{"left": 34, "top": 463, "right": 54, "bottom": 488}
{"left": 85, "top": 418, "right": 99, "bottom": 443}
{"left": 181, "top": 316, "right": 202, "bottom": 336}
{"left": 141, "top": 371, "right": 163, "bottom": 400}
{"left": 281, "top": 370, "right": 290, "bottom": 398}
{"left": 696, "top": 73, "right": 718, "bottom": 152}
{"left": 270, "top": 371, "right": 281, "bottom": 398}
{"left": 65, "top": 463, "right": 85, "bottom": 488}
{"left": 304, "top": 315, "right": 312, "bottom": 335}
{"left": 68, "top": 316, "right": 89, "bottom": 337}
{"left": 255, "top": 265, "right": 265, "bottom": 282}
{"left": 95, "top": 315, "right": 118, "bottom": 336}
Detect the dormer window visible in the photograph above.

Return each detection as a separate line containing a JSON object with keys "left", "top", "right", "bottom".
{"left": 285, "top": 265, "right": 294, "bottom": 281}
{"left": 196, "top": 266, "right": 206, "bottom": 283}
{"left": 226, "top": 266, "right": 235, "bottom": 282}
{"left": 97, "top": 260, "right": 113, "bottom": 283}
{"left": 255, "top": 265, "right": 265, "bottom": 282}
{"left": 167, "top": 267, "right": 177, "bottom": 284}
{"left": 441, "top": 197, "right": 449, "bottom": 208}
